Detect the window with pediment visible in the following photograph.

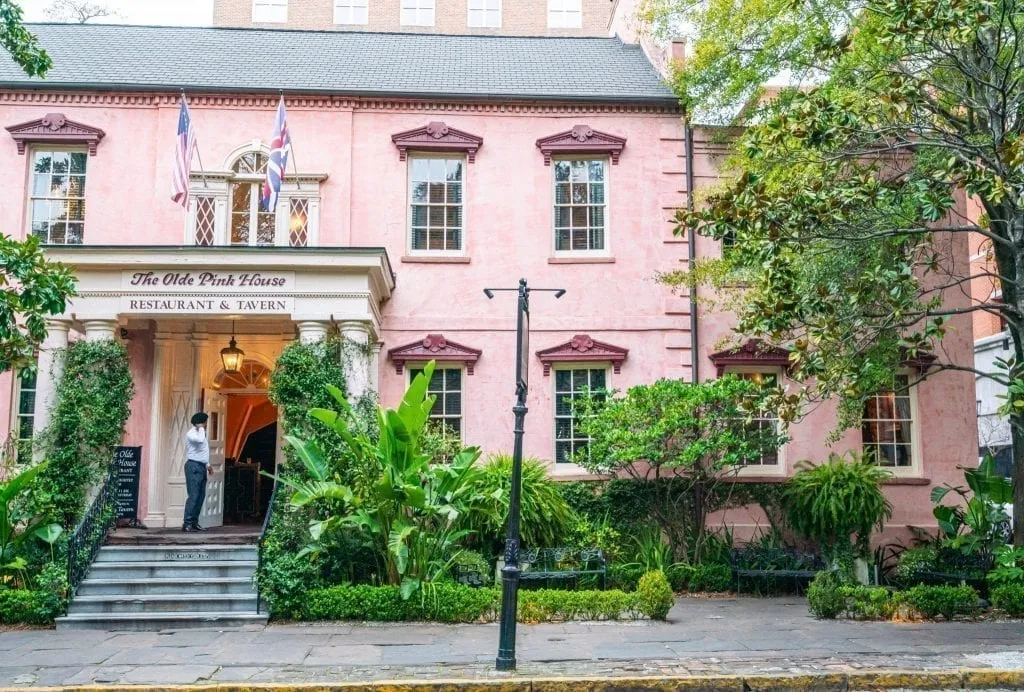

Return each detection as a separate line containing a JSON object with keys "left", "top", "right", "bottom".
{"left": 186, "top": 144, "right": 322, "bottom": 248}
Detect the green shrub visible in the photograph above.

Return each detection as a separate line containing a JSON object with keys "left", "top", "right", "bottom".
{"left": 688, "top": 563, "right": 733, "bottom": 592}
{"left": 783, "top": 453, "right": 892, "bottom": 559}
{"left": 991, "top": 584, "right": 1024, "bottom": 617}
{"left": 609, "top": 563, "right": 645, "bottom": 591}
{"left": 304, "top": 583, "right": 499, "bottom": 623}
{"left": 468, "top": 454, "right": 577, "bottom": 550}
{"left": 807, "top": 571, "right": 845, "bottom": 619}
{"left": 666, "top": 564, "right": 692, "bottom": 592}
{"left": 902, "top": 584, "right": 979, "bottom": 620}
{"left": 518, "top": 588, "right": 639, "bottom": 622}
{"left": 0, "top": 588, "right": 62, "bottom": 625}
{"left": 895, "top": 546, "right": 938, "bottom": 585}
{"left": 636, "top": 570, "right": 674, "bottom": 620}
{"left": 836, "top": 585, "right": 898, "bottom": 620}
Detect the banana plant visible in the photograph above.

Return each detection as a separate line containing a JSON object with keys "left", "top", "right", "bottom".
{"left": 932, "top": 455, "right": 1012, "bottom": 559}
{"left": 277, "top": 361, "right": 499, "bottom": 597}
{"left": 0, "top": 461, "right": 63, "bottom": 587}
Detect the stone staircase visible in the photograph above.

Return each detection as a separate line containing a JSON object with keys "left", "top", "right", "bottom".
{"left": 57, "top": 542, "right": 268, "bottom": 631}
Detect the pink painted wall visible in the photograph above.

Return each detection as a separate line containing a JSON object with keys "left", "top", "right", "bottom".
{"left": 0, "top": 95, "right": 976, "bottom": 536}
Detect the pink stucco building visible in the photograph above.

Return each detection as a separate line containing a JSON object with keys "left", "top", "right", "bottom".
{"left": 0, "top": 23, "right": 976, "bottom": 538}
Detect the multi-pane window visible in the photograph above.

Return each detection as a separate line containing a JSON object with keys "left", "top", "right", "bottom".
{"left": 401, "top": 0, "right": 435, "bottom": 26}
{"left": 252, "top": 0, "right": 287, "bottom": 22}
{"left": 548, "top": 0, "right": 582, "bottom": 27}
{"left": 230, "top": 152, "right": 275, "bottom": 247}
{"left": 554, "top": 159, "right": 606, "bottom": 252}
{"left": 468, "top": 0, "right": 501, "bottom": 27}
{"left": 862, "top": 375, "right": 915, "bottom": 468}
{"left": 334, "top": 0, "right": 368, "bottom": 24}
{"left": 14, "top": 368, "right": 37, "bottom": 464}
{"left": 29, "top": 150, "right": 86, "bottom": 245}
{"left": 193, "top": 196, "right": 216, "bottom": 246}
{"left": 289, "top": 198, "right": 309, "bottom": 247}
{"left": 411, "top": 367, "right": 462, "bottom": 439}
{"left": 733, "top": 371, "right": 780, "bottom": 466}
{"left": 554, "top": 368, "right": 606, "bottom": 463}
{"left": 409, "top": 157, "right": 463, "bottom": 252}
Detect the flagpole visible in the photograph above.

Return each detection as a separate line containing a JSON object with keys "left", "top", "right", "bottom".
{"left": 182, "top": 89, "right": 209, "bottom": 189}
{"left": 280, "top": 92, "right": 301, "bottom": 191}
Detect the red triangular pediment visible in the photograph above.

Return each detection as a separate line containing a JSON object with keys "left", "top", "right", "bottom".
{"left": 387, "top": 334, "right": 483, "bottom": 374}
{"left": 536, "top": 334, "right": 628, "bottom": 375}
{"left": 6, "top": 113, "right": 106, "bottom": 155}
{"left": 536, "top": 125, "right": 627, "bottom": 165}
{"left": 391, "top": 121, "right": 483, "bottom": 162}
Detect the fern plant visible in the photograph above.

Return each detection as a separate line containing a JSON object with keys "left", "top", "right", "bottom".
{"left": 783, "top": 453, "right": 892, "bottom": 560}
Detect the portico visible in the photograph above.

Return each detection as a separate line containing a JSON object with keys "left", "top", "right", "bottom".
{"left": 38, "top": 246, "right": 394, "bottom": 528}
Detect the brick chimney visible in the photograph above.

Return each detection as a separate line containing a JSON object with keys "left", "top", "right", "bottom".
{"left": 670, "top": 37, "right": 686, "bottom": 68}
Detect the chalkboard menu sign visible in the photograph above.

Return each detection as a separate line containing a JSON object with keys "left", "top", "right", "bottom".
{"left": 114, "top": 446, "right": 142, "bottom": 522}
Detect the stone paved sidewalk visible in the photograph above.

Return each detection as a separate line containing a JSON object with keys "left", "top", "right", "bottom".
{"left": 2, "top": 597, "right": 1024, "bottom": 686}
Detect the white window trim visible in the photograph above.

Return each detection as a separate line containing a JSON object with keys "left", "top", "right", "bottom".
{"left": 184, "top": 145, "right": 321, "bottom": 248}
{"left": 334, "top": 0, "right": 369, "bottom": 25}
{"left": 861, "top": 370, "right": 923, "bottom": 478}
{"left": 252, "top": 0, "right": 288, "bottom": 23}
{"left": 723, "top": 365, "right": 787, "bottom": 477}
{"left": 406, "top": 153, "right": 468, "bottom": 258}
{"left": 400, "top": 0, "right": 435, "bottom": 26}
{"left": 467, "top": 0, "right": 502, "bottom": 28}
{"left": 551, "top": 156, "right": 611, "bottom": 258}
{"left": 547, "top": 0, "right": 582, "bottom": 28}
{"left": 406, "top": 364, "right": 465, "bottom": 441}
{"left": 24, "top": 144, "right": 89, "bottom": 245}
{"left": 550, "top": 362, "right": 611, "bottom": 476}
{"left": 9, "top": 366, "right": 37, "bottom": 464}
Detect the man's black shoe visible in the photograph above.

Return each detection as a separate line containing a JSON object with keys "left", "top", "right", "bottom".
{"left": 183, "top": 524, "right": 197, "bottom": 533}
{"left": 192, "top": 524, "right": 207, "bottom": 532}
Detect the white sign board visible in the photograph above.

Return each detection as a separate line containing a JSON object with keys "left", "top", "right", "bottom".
{"left": 119, "top": 270, "right": 295, "bottom": 315}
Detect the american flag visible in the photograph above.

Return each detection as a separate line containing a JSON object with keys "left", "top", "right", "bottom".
{"left": 261, "top": 96, "right": 292, "bottom": 212}
{"left": 171, "top": 95, "right": 197, "bottom": 208}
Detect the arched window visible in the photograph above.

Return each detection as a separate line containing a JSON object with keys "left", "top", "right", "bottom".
{"left": 186, "top": 140, "right": 324, "bottom": 248}
{"left": 229, "top": 151, "right": 276, "bottom": 246}
{"left": 213, "top": 359, "right": 272, "bottom": 391}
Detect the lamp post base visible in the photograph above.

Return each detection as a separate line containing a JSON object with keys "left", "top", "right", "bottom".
{"left": 495, "top": 654, "right": 516, "bottom": 671}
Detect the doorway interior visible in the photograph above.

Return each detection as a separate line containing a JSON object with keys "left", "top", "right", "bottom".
{"left": 214, "top": 360, "right": 279, "bottom": 525}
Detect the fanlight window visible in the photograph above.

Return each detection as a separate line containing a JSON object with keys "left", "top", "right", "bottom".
{"left": 213, "top": 360, "right": 272, "bottom": 391}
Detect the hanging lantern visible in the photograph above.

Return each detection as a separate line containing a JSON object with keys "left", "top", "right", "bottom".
{"left": 220, "top": 322, "right": 245, "bottom": 375}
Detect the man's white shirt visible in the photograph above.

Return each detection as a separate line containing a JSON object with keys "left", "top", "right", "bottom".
{"left": 185, "top": 427, "right": 210, "bottom": 464}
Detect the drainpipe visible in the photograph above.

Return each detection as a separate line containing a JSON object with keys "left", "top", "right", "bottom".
{"left": 684, "top": 120, "right": 699, "bottom": 384}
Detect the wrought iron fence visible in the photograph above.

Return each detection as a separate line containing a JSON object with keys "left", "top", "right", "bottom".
{"left": 67, "top": 462, "right": 118, "bottom": 594}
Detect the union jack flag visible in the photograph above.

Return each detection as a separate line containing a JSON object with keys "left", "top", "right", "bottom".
{"left": 171, "top": 95, "right": 197, "bottom": 208}
{"left": 261, "top": 96, "right": 292, "bottom": 212}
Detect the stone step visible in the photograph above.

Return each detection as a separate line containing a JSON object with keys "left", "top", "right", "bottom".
{"left": 56, "top": 611, "right": 268, "bottom": 631}
{"left": 77, "top": 577, "right": 254, "bottom": 597}
{"left": 94, "top": 545, "right": 257, "bottom": 563}
{"left": 68, "top": 593, "right": 258, "bottom": 615}
{"left": 87, "top": 560, "right": 257, "bottom": 580}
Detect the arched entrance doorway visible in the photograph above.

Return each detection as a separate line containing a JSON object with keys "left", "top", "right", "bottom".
{"left": 210, "top": 359, "right": 279, "bottom": 525}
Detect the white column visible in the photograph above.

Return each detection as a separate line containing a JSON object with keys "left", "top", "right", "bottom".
{"left": 32, "top": 319, "right": 71, "bottom": 442}
{"left": 144, "top": 337, "right": 170, "bottom": 527}
{"left": 339, "top": 321, "right": 371, "bottom": 400}
{"left": 296, "top": 320, "right": 330, "bottom": 344}
{"left": 82, "top": 318, "right": 118, "bottom": 342}
{"left": 368, "top": 342, "right": 382, "bottom": 395}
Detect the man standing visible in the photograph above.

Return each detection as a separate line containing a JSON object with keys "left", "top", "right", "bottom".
{"left": 183, "top": 412, "right": 212, "bottom": 532}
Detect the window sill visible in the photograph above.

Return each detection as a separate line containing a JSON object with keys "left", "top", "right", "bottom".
{"left": 882, "top": 476, "right": 930, "bottom": 486}
{"left": 548, "top": 256, "right": 616, "bottom": 265}
{"left": 401, "top": 255, "right": 471, "bottom": 264}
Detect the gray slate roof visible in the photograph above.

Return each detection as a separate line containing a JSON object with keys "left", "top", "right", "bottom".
{"left": 0, "top": 23, "right": 677, "bottom": 104}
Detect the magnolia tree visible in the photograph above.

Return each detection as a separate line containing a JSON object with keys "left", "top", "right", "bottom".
{"left": 573, "top": 376, "right": 785, "bottom": 561}
{"left": 1, "top": 0, "right": 50, "bottom": 76}
{"left": 644, "top": 0, "right": 1024, "bottom": 542}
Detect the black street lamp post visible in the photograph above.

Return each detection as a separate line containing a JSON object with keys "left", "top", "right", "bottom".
{"left": 484, "top": 278, "right": 564, "bottom": 672}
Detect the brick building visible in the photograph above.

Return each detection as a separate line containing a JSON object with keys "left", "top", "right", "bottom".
{"left": 214, "top": 0, "right": 615, "bottom": 36}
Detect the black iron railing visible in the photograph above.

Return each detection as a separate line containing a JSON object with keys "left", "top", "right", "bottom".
{"left": 67, "top": 463, "right": 118, "bottom": 594}
{"left": 255, "top": 477, "right": 279, "bottom": 615}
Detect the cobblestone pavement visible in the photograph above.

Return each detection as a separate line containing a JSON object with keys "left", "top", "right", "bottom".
{"left": 1, "top": 597, "right": 1023, "bottom": 686}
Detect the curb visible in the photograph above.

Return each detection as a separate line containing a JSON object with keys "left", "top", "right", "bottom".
{"left": 2, "top": 669, "right": 1024, "bottom": 691}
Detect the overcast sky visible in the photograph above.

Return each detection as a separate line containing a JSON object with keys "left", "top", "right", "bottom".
{"left": 19, "top": 0, "right": 214, "bottom": 25}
